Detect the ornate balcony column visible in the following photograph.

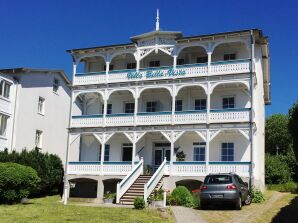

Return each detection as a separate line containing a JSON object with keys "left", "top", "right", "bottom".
{"left": 103, "top": 91, "right": 108, "bottom": 127}
{"left": 134, "top": 88, "right": 139, "bottom": 126}
{"left": 173, "top": 55, "right": 177, "bottom": 69}
{"left": 100, "top": 141, "right": 106, "bottom": 175}
{"left": 171, "top": 85, "right": 177, "bottom": 125}
{"left": 206, "top": 129, "right": 210, "bottom": 174}
{"left": 207, "top": 82, "right": 211, "bottom": 124}
{"left": 207, "top": 43, "right": 213, "bottom": 75}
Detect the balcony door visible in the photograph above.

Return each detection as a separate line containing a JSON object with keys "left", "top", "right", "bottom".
{"left": 153, "top": 143, "right": 170, "bottom": 170}
{"left": 122, "top": 143, "right": 133, "bottom": 162}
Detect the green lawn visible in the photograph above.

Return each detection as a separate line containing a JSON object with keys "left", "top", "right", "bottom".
{"left": 0, "top": 196, "right": 174, "bottom": 223}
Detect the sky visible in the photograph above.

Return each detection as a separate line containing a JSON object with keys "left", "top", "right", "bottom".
{"left": 0, "top": 0, "right": 297, "bottom": 116}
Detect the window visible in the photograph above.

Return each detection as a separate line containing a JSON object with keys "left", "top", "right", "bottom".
{"left": 124, "top": 102, "right": 135, "bottom": 114}
{"left": 195, "top": 99, "right": 206, "bottom": 110}
{"left": 101, "top": 104, "right": 112, "bottom": 114}
{"left": 0, "top": 80, "right": 11, "bottom": 99}
{"left": 196, "top": 56, "right": 208, "bottom": 63}
{"left": 175, "top": 100, "right": 183, "bottom": 111}
{"left": 0, "top": 114, "right": 8, "bottom": 136}
{"left": 38, "top": 97, "right": 45, "bottom": 114}
{"left": 193, "top": 142, "right": 206, "bottom": 161}
{"left": 122, "top": 143, "right": 133, "bottom": 161}
{"left": 53, "top": 78, "right": 59, "bottom": 93}
{"left": 177, "top": 59, "right": 185, "bottom": 65}
{"left": 221, "top": 142, "right": 234, "bottom": 161}
{"left": 149, "top": 61, "right": 160, "bottom": 67}
{"left": 146, "top": 101, "right": 157, "bottom": 112}
{"left": 224, "top": 53, "right": 236, "bottom": 61}
{"left": 204, "top": 175, "right": 233, "bottom": 184}
{"left": 126, "top": 63, "right": 136, "bottom": 69}
{"left": 104, "top": 64, "right": 114, "bottom": 71}
{"left": 99, "top": 145, "right": 110, "bottom": 161}
{"left": 35, "top": 130, "right": 43, "bottom": 148}
{"left": 223, "top": 97, "right": 235, "bottom": 109}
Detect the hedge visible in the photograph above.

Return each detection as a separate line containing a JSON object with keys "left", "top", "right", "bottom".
{"left": 0, "top": 162, "right": 40, "bottom": 204}
{"left": 0, "top": 148, "right": 64, "bottom": 197}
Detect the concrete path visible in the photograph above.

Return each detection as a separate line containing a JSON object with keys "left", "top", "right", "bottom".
{"left": 171, "top": 206, "right": 206, "bottom": 223}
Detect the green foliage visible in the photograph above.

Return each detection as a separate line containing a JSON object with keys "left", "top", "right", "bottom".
{"left": 147, "top": 188, "right": 163, "bottom": 204}
{"left": 103, "top": 192, "right": 116, "bottom": 199}
{"left": 289, "top": 101, "right": 298, "bottom": 162}
{"left": 0, "top": 162, "right": 40, "bottom": 204}
{"left": 171, "top": 186, "right": 194, "bottom": 207}
{"left": 0, "top": 148, "right": 64, "bottom": 197}
{"left": 267, "top": 182, "right": 298, "bottom": 193}
{"left": 176, "top": 151, "right": 186, "bottom": 161}
{"left": 166, "top": 193, "right": 176, "bottom": 205}
{"left": 249, "top": 186, "right": 265, "bottom": 203}
{"left": 265, "top": 114, "right": 292, "bottom": 155}
{"left": 265, "top": 153, "right": 293, "bottom": 184}
{"left": 191, "top": 193, "right": 200, "bottom": 208}
{"left": 134, "top": 197, "right": 145, "bottom": 209}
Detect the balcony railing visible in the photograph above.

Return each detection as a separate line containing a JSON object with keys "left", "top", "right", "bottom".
{"left": 73, "top": 59, "right": 250, "bottom": 85}
{"left": 67, "top": 161, "right": 132, "bottom": 175}
{"left": 67, "top": 161, "right": 251, "bottom": 177}
{"left": 71, "top": 108, "right": 250, "bottom": 128}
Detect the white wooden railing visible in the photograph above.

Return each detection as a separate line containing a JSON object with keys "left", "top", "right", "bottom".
{"left": 144, "top": 157, "right": 167, "bottom": 202}
{"left": 137, "top": 112, "right": 172, "bottom": 126}
{"left": 210, "top": 108, "right": 250, "bottom": 123}
{"left": 209, "top": 162, "right": 251, "bottom": 177}
{"left": 71, "top": 115, "right": 103, "bottom": 127}
{"left": 116, "top": 158, "right": 144, "bottom": 203}
{"left": 175, "top": 111, "right": 206, "bottom": 124}
{"left": 171, "top": 162, "right": 206, "bottom": 176}
{"left": 73, "top": 59, "right": 250, "bottom": 85}
{"left": 105, "top": 114, "right": 134, "bottom": 126}
{"left": 67, "top": 161, "right": 132, "bottom": 175}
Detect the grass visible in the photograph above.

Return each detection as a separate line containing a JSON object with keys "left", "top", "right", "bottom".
{"left": 0, "top": 196, "right": 174, "bottom": 223}
{"left": 266, "top": 182, "right": 298, "bottom": 193}
{"left": 195, "top": 190, "right": 298, "bottom": 223}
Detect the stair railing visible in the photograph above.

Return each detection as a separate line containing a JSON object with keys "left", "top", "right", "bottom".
{"left": 144, "top": 157, "right": 167, "bottom": 203}
{"left": 116, "top": 157, "right": 143, "bottom": 203}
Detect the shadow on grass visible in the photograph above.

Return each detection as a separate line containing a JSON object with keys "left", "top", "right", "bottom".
{"left": 271, "top": 196, "right": 298, "bottom": 223}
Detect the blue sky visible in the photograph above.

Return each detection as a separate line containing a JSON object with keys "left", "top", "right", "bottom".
{"left": 0, "top": 0, "right": 297, "bottom": 116}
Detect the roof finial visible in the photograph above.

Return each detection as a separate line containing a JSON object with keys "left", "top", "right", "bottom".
{"left": 156, "top": 8, "right": 160, "bottom": 31}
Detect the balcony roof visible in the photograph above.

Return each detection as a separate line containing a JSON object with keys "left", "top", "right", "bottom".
{"left": 130, "top": 30, "right": 183, "bottom": 42}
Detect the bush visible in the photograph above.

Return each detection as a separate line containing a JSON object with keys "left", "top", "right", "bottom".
{"left": 265, "top": 153, "right": 293, "bottom": 184}
{"left": 0, "top": 163, "right": 40, "bottom": 204}
{"left": 191, "top": 192, "right": 200, "bottom": 208}
{"left": 249, "top": 186, "right": 265, "bottom": 203}
{"left": 0, "top": 148, "right": 64, "bottom": 197}
{"left": 171, "top": 186, "right": 194, "bottom": 207}
{"left": 134, "top": 197, "right": 145, "bottom": 209}
{"left": 267, "top": 182, "right": 298, "bottom": 193}
{"left": 166, "top": 193, "right": 176, "bottom": 206}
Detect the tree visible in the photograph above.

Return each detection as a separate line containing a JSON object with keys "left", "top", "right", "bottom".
{"left": 265, "top": 114, "right": 292, "bottom": 155}
{"left": 289, "top": 101, "right": 298, "bottom": 161}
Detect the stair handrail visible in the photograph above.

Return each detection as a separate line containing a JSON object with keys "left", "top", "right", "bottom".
{"left": 116, "top": 157, "right": 143, "bottom": 203}
{"left": 144, "top": 157, "right": 167, "bottom": 202}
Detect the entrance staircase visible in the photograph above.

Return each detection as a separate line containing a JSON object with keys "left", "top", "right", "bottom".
{"left": 119, "top": 175, "right": 163, "bottom": 205}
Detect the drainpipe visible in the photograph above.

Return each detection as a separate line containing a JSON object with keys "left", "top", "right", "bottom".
{"left": 249, "top": 30, "right": 255, "bottom": 188}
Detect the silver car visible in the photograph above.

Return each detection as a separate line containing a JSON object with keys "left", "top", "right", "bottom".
{"left": 199, "top": 173, "right": 251, "bottom": 210}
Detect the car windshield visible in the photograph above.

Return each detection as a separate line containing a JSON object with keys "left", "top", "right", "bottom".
{"left": 204, "top": 175, "right": 232, "bottom": 184}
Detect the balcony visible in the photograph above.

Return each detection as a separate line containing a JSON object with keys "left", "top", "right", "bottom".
{"left": 71, "top": 108, "right": 250, "bottom": 128}
{"left": 73, "top": 59, "right": 250, "bottom": 86}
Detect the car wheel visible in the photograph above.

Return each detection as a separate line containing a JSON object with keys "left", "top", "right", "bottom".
{"left": 235, "top": 197, "right": 242, "bottom": 210}
{"left": 244, "top": 195, "right": 252, "bottom": 205}
{"left": 200, "top": 202, "right": 208, "bottom": 210}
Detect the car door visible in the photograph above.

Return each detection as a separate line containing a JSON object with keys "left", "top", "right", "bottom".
{"left": 236, "top": 175, "right": 248, "bottom": 200}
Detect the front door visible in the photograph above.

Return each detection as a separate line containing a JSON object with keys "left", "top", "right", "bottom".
{"left": 122, "top": 143, "right": 132, "bottom": 161}
{"left": 154, "top": 143, "right": 170, "bottom": 170}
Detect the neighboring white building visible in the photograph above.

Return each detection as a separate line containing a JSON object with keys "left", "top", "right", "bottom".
{"left": 0, "top": 68, "right": 71, "bottom": 164}
{"left": 64, "top": 16, "right": 270, "bottom": 204}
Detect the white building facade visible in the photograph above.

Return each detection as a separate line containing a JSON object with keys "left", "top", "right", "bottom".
{"left": 0, "top": 68, "right": 71, "bottom": 164}
{"left": 64, "top": 22, "right": 270, "bottom": 203}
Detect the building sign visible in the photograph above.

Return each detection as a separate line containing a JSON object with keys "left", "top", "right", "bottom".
{"left": 127, "top": 68, "right": 186, "bottom": 80}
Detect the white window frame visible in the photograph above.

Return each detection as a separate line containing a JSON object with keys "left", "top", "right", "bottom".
{"left": 193, "top": 142, "right": 206, "bottom": 161}
{"left": 0, "top": 113, "right": 9, "bottom": 137}
{"left": 35, "top": 130, "right": 43, "bottom": 148}
{"left": 123, "top": 102, "right": 135, "bottom": 114}
{"left": 222, "top": 95, "right": 236, "bottom": 109}
{"left": 53, "top": 78, "right": 59, "bottom": 93}
{"left": 37, "top": 97, "right": 45, "bottom": 115}
{"left": 0, "top": 80, "right": 11, "bottom": 99}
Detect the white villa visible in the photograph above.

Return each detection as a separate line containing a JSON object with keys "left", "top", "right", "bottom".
{"left": 64, "top": 14, "right": 270, "bottom": 204}
{"left": 0, "top": 68, "right": 71, "bottom": 164}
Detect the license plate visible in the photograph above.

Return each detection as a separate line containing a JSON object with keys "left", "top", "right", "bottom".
{"left": 211, "top": 194, "right": 223, "bottom": 198}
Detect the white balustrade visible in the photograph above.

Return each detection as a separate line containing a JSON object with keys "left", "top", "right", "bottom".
{"left": 116, "top": 158, "right": 143, "bottom": 203}
{"left": 137, "top": 112, "right": 172, "bottom": 126}
{"left": 74, "top": 73, "right": 106, "bottom": 85}
{"left": 210, "top": 109, "right": 250, "bottom": 123}
{"left": 210, "top": 60, "right": 250, "bottom": 75}
{"left": 209, "top": 162, "right": 251, "bottom": 177}
{"left": 106, "top": 114, "right": 134, "bottom": 126}
{"left": 144, "top": 158, "right": 167, "bottom": 202}
{"left": 171, "top": 162, "right": 206, "bottom": 176}
{"left": 175, "top": 111, "right": 206, "bottom": 124}
{"left": 71, "top": 115, "right": 103, "bottom": 127}
{"left": 73, "top": 60, "right": 250, "bottom": 85}
{"left": 102, "top": 163, "right": 132, "bottom": 175}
